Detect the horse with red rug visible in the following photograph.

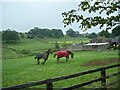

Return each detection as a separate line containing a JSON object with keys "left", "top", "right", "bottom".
{"left": 54, "top": 50, "right": 74, "bottom": 62}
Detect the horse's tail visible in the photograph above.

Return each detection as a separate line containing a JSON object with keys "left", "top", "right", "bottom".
{"left": 54, "top": 54, "right": 57, "bottom": 58}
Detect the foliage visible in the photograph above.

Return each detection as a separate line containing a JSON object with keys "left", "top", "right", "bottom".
{"left": 54, "top": 41, "right": 60, "bottom": 50}
{"left": 66, "top": 28, "right": 75, "bottom": 37}
{"left": 89, "top": 32, "right": 98, "bottom": 39}
{"left": 2, "top": 29, "right": 20, "bottom": 43}
{"left": 66, "top": 28, "right": 79, "bottom": 37}
{"left": 111, "top": 25, "right": 120, "bottom": 37}
{"left": 19, "top": 33, "right": 25, "bottom": 38}
{"left": 20, "top": 49, "right": 31, "bottom": 54}
{"left": 62, "top": 0, "right": 120, "bottom": 31}
{"left": 27, "top": 27, "right": 64, "bottom": 39}
{"left": 51, "top": 29, "right": 64, "bottom": 38}
{"left": 27, "top": 27, "right": 44, "bottom": 38}
{"left": 98, "top": 30, "right": 111, "bottom": 38}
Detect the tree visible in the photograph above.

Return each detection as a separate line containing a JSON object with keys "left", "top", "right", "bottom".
{"left": 51, "top": 29, "right": 64, "bottom": 38}
{"left": 2, "top": 29, "right": 20, "bottom": 43}
{"left": 55, "top": 41, "right": 60, "bottom": 50}
{"left": 98, "top": 30, "right": 111, "bottom": 38}
{"left": 89, "top": 32, "right": 98, "bottom": 39}
{"left": 27, "top": 27, "right": 64, "bottom": 39}
{"left": 19, "top": 32, "right": 25, "bottom": 38}
{"left": 66, "top": 28, "right": 76, "bottom": 37}
{"left": 111, "top": 25, "right": 120, "bottom": 37}
{"left": 62, "top": 0, "right": 120, "bottom": 31}
{"left": 75, "top": 31, "right": 80, "bottom": 37}
{"left": 44, "top": 28, "right": 52, "bottom": 37}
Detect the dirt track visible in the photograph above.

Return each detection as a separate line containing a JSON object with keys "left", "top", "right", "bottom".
{"left": 82, "top": 58, "right": 119, "bottom": 66}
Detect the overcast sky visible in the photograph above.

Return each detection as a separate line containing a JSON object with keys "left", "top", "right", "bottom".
{"left": 1, "top": 0, "right": 119, "bottom": 34}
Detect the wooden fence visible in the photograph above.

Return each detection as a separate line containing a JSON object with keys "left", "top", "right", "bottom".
{"left": 2, "top": 63, "right": 120, "bottom": 90}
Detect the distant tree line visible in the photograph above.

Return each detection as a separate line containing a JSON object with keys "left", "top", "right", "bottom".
{"left": 2, "top": 25, "right": 120, "bottom": 43}
{"left": 66, "top": 28, "right": 80, "bottom": 37}
{"left": 2, "top": 29, "right": 20, "bottom": 43}
{"left": 66, "top": 26, "right": 120, "bottom": 39}
{"left": 27, "top": 27, "right": 64, "bottom": 39}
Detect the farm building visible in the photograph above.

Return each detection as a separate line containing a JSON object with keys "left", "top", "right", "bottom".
{"left": 89, "top": 37, "right": 111, "bottom": 43}
{"left": 111, "top": 35, "right": 120, "bottom": 45}
{"left": 64, "top": 42, "right": 110, "bottom": 51}
{"left": 83, "top": 42, "right": 110, "bottom": 51}
{"left": 63, "top": 44, "right": 83, "bottom": 51}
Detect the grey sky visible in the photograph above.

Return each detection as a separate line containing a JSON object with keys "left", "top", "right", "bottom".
{"left": 1, "top": 0, "right": 118, "bottom": 34}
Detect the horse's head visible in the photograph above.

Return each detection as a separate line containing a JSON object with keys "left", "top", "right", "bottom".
{"left": 67, "top": 50, "right": 74, "bottom": 58}
{"left": 43, "top": 49, "right": 53, "bottom": 61}
{"left": 47, "top": 49, "right": 53, "bottom": 54}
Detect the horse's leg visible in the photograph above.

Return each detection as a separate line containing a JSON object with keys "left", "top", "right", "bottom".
{"left": 54, "top": 54, "right": 57, "bottom": 58}
{"left": 66, "top": 56, "right": 69, "bottom": 62}
{"left": 37, "top": 59, "right": 40, "bottom": 65}
{"left": 57, "top": 57, "right": 60, "bottom": 63}
{"left": 42, "top": 59, "right": 47, "bottom": 65}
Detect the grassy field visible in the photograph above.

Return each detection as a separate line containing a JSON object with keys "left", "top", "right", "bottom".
{"left": 2, "top": 37, "right": 119, "bottom": 88}
{"left": 2, "top": 37, "right": 90, "bottom": 60}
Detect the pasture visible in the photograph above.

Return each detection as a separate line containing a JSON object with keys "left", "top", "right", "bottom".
{"left": 2, "top": 37, "right": 90, "bottom": 60}
{"left": 2, "top": 37, "right": 119, "bottom": 88}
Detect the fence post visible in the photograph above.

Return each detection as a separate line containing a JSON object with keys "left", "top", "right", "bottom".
{"left": 101, "top": 68, "right": 106, "bottom": 90}
{"left": 46, "top": 79, "right": 53, "bottom": 90}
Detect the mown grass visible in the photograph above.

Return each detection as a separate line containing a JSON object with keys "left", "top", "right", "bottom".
{"left": 2, "top": 37, "right": 119, "bottom": 88}
{"left": 3, "top": 38, "right": 54, "bottom": 52}
{"left": 2, "top": 37, "right": 90, "bottom": 60}
{"left": 3, "top": 37, "right": 90, "bottom": 50}
{"left": 2, "top": 50, "right": 119, "bottom": 88}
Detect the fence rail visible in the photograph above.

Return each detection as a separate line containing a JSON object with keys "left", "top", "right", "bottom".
{"left": 2, "top": 63, "right": 120, "bottom": 90}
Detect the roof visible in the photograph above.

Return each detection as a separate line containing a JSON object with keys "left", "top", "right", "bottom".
{"left": 84, "top": 42, "right": 109, "bottom": 46}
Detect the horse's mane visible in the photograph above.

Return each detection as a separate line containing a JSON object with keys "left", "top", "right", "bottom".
{"left": 46, "top": 49, "right": 51, "bottom": 53}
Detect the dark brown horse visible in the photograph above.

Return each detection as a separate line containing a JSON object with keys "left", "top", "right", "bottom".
{"left": 34, "top": 49, "right": 52, "bottom": 65}
{"left": 54, "top": 50, "right": 74, "bottom": 63}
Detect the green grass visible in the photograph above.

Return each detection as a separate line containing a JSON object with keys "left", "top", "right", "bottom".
{"left": 3, "top": 37, "right": 90, "bottom": 51}
{"left": 3, "top": 38, "right": 54, "bottom": 51}
{"left": 2, "top": 37, "right": 90, "bottom": 60}
{"left": 2, "top": 50, "right": 119, "bottom": 88}
{"left": 2, "top": 37, "right": 119, "bottom": 88}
